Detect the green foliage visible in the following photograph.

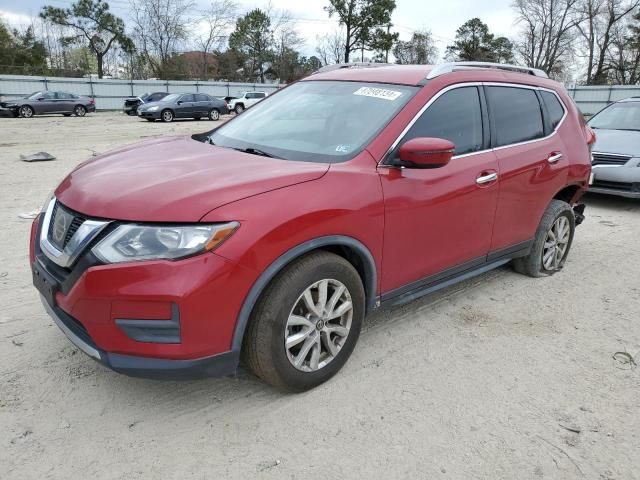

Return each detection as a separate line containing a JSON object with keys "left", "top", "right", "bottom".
{"left": 393, "top": 31, "right": 437, "bottom": 65}
{"left": 0, "top": 19, "right": 48, "bottom": 74}
{"left": 325, "top": 0, "right": 396, "bottom": 63}
{"left": 446, "top": 18, "right": 514, "bottom": 63}
{"left": 40, "top": 0, "right": 133, "bottom": 78}
{"left": 228, "top": 9, "right": 272, "bottom": 82}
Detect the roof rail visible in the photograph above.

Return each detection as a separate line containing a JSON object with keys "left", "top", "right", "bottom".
{"left": 312, "top": 62, "right": 395, "bottom": 75}
{"left": 426, "top": 62, "right": 548, "bottom": 80}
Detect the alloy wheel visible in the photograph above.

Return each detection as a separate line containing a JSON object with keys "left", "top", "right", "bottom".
{"left": 74, "top": 105, "right": 86, "bottom": 117}
{"left": 210, "top": 109, "right": 220, "bottom": 120}
{"left": 285, "top": 279, "right": 353, "bottom": 372}
{"left": 162, "top": 110, "right": 173, "bottom": 122}
{"left": 20, "top": 106, "right": 33, "bottom": 118}
{"left": 542, "top": 216, "right": 571, "bottom": 271}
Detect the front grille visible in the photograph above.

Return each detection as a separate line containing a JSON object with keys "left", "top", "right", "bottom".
{"left": 125, "top": 99, "right": 141, "bottom": 107}
{"left": 47, "top": 202, "right": 86, "bottom": 250}
{"left": 592, "top": 180, "right": 635, "bottom": 191}
{"left": 592, "top": 153, "right": 631, "bottom": 166}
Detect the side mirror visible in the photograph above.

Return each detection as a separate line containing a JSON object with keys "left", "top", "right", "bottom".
{"left": 177, "top": 100, "right": 183, "bottom": 105}
{"left": 37, "top": 97, "right": 45, "bottom": 101}
{"left": 398, "top": 137, "right": 455, "bottom": 169}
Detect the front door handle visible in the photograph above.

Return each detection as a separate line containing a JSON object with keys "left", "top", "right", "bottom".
{"left": 476, "top": 172, "right": 498, "bottom": 185}
{"left": 548, "top": 152, "right": 563, "bottom": 164}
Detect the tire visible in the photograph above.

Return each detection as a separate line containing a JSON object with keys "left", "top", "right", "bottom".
{"left": 161, "top": 109, "right": 174, "bottom": 122}
{"left": 194, "top": 116, "right": 201, "bottom": 121}
{"left": 19, "top": 105, "right": 34, "bottom": 118}
{"left": 146, "top": 118, "right": 155, "bottom": 122}
{"left": 74, "top": 105, "right": 87, "bottom": 117}
{"left": 234, "top": 104, "right": 244, "bottom": 114}
{"left": 208, "top": 108, "right": 220, "bottom": 121}
{"left": 63, "top": 114, "right": 72, "bottom": 117}
{"left": 242, "top": 251, "right": 365, "bottom": 392}
{"left": 513, "top": 199, "right": 575, "bottom": 278}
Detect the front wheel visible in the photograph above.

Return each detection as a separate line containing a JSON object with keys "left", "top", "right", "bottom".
{"left": 242, "top": 251, "right": 365, "bottom": 391}
{"left": 234, "top": 104, "right": 244, "bottom": 114}
{"left": 208, "top": 108, "right": 220, "bottom": 121}
{"left": 513, "top": 199, "right": 575, "bottom": 277}
{"left": 161, "top": 109, "right": 174, "bottom": 122}
{"left": 20, "top": 105, "right": 34, "bottom": 118}
{"left": 74, "top": 105, "right": 87, "bottom": 117}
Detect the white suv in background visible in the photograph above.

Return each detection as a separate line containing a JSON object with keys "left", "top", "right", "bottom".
{"left": 228, "top": 91, "right": 267, "bottom": 114}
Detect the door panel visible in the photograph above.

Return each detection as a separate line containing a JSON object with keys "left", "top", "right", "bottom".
{"left": 379, "top": 152, "right": 499, "bottom": 294}
{"left": 379, "top": 86, "right": 499, "bottom": 295}
{"left": 485, "top": 86, "right": 569, "bottom": 251}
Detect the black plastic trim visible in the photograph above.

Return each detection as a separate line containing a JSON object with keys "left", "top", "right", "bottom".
{"left": 231, "top": 235, "right": 378, "bottom": 352}
{"left": 115, "top": 303, "right": 181, "bottom": 344}
{"left": 486, "top": 239, "right": 533, "bottom": 263}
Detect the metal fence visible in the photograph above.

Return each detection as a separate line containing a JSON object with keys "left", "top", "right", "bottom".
{"left": 0, "top": 74, "right": 285, "bottom": 110}
{"left": 566, "top": 85, "right": 640, "bottom": 115}
{"left": 2, "top": 74, "right": 639, "bottom": 115}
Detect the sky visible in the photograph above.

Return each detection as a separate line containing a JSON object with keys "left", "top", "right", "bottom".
{"left": 0, "top": 0, "right": 521, "bottom": 60}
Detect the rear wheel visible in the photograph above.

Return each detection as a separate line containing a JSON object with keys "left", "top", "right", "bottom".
{"left": 243, "top": 251, "right": 365, "bottom": 391}
{"left": 161, "top": 109, "right": 174, "bottom": 122}
{"left": 513, "top": 200, "right": 575, "bottom": 277}
{"left": 19, "top": 105, "right": 34, "bottom": 118}
{"left": 208, "top": 108, "right": 220, "bottom": 121}
{"left": 74, "top": 105, "right": 87, "bottom": 117}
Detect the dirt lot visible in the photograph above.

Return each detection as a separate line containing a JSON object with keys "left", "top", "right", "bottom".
{"left": 0, "top": 112, "right": 638, "bottom": 479}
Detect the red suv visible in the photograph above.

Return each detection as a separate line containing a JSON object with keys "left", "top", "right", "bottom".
{"left": 30, "top": 62, "right": 593, "bottom": 391}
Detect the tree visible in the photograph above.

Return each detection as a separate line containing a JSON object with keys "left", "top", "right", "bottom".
{"left": 607, "top": 9, "right": 640, "bottom": 83}
{"left": 576, "top": 0, "right": 640, "bottom": 84}
{"left": 446, "top": 18, "right": 514, "bottom": 62}
{"left": 40, "top": 0, "right": 133, "bottom": 78}
{"left": 195, "top": 0, "right": 237, "bottom": 79}
{"left": 316, "top": 28, "right": 346, "bottom": 65}
{"left": 130, "top": 0, "right": 194, "bottom": 78}
{"left": 366, "top": 26, "right": 399, "bottom": 62}
{"left": 228, "top": 9, "right": 272, "bottom": 83}
{"left": 324, "top": 0, "right": 396, "bottom": 63}
{"left": 0, "top": 20, "right": 48, "bottom": 75}
{"left": 513, "top": 0, "right": 581, "bottom": 77}
{"left": 393, "top": 30, "right": 438, "bottom": 64}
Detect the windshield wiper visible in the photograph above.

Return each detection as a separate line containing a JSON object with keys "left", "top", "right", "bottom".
{"left": 234, "top": 147, "right": 283, "bottom": 159}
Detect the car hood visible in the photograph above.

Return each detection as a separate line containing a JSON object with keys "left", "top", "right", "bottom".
{"left": 55, "top": 136, "right": 330, "bottom": 222}
{"left": 591, "top": 128, "right": 640, "bottom": 157}
{"left": 138, "top": 100, "right": 168, "bottom": 110}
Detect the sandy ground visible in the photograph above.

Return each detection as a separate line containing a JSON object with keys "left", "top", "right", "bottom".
{"left": 0, "top": 112, "right": 639, "bottom": 480}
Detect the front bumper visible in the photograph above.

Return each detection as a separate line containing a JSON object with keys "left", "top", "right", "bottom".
{"left": 30, "top": 212, "right": 256, "bottom": 379}
{"left": 589, "top": 165, "right": 640, "bottom": 199}
{"left": 138, "top": 110, "right": 162, "bottom": 119}
{"left": 41, "top": 296, "right": 239, "bottom": 379}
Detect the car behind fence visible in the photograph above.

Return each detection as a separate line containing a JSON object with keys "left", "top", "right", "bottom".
{"left": 0, "top": 74, "right": 284, "bottom": 110}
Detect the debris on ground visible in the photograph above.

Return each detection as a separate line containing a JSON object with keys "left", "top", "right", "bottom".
{"left": 612, "top": 351, "right": 637, "bottom": 368}
{"left": 559, "top": 423, "right": 581, "bottom": 434}
{"left": 18, "top": 209, "right": 40, "bottom": 219}
{"left": 20, "top": 152, "right": 56, "bottom": 162}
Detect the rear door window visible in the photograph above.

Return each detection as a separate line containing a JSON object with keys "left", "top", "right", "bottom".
{"left": 195, "top": 94, "right": 210, "bottom": 102}
{"left": 396, "top": 86, "right": 484, "bottom": 156}
{"left": 486, "top": 86, "right": 544, "bottom": 146}
{"left": 180, "top": 94, "right": 195, "bottom": 103}
{"left": 540, "top": 91, "right": 565, "bottom": 130}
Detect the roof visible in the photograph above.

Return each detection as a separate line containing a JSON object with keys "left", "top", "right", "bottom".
{"left": 305, "top": 62, "right": 550, "bottom": 87}
{"left": 306, "top": 64, "right": 433, "bottom": 86}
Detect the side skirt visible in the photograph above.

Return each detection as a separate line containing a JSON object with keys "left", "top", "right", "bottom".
{"left": 379, "top": 240, "right": 532, "bottom": 309}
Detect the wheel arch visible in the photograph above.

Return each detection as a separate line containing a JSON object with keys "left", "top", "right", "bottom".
{"left": 230, "top": 235, "right": 378, "bottom": 352}
{"left": 553, "top": 183, "right": 582, "bottom": 205}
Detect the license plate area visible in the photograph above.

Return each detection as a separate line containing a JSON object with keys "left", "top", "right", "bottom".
{"left": 32, "top": 261, "right": 59, "bottom": 307}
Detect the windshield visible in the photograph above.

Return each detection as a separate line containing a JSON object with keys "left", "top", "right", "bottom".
{"left": 210, "top": 81, "right": 418, "bottom": 162}
{"left": 589, "top": 101, "right": 640, "bottom": 131}
{"left": 160, "top": 94, "right": 180, "bottom": 102}
{"left": 27, "top": 92, "right": 43, "bottom": 99}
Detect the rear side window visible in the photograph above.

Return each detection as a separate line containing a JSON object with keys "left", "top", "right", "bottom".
{"left": 398, "top": 86, "right": 483, "bottom": 156}
{"left": 195, "top": 94, "right": 209, "bottom": 102}
{"left": 541, "top": 91, "right": 565, "bottom": 129}
{"left": 487, "top": 86, "right": 544, "bottom": 146}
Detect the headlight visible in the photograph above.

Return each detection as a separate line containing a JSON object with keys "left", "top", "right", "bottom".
{"left": 92, "top": 222, "right": 239, "bottom": 264}
{"left": 147, "top": 105, "right": 159, "bottom": 111}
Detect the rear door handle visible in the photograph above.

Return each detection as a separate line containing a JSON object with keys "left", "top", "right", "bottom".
{"left": 476, "top": 172, "right": 498, "bottom": 185}
{"left": 548, "top": 152, "right": 563, "bottom": 164}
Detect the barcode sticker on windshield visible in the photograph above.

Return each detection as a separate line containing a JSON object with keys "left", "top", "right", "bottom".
{"left": 353, "top": 87, "right": 403, "bottom": 101}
